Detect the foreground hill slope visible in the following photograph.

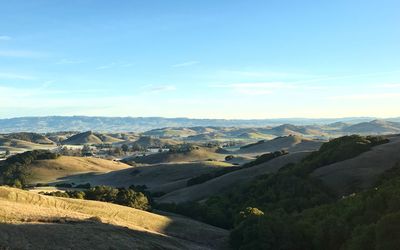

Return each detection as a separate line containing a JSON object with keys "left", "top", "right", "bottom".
{"left": 157, "top": 151, "right": 309, "bottom": 204}
{"left": 311, "top": 134, "right": 400, "bottom": 196}
{"left": 236, "top": 135, "right": 323, "bottom": 154}
{"left": 0, "top": 187, "right": 228, "bottom": 249}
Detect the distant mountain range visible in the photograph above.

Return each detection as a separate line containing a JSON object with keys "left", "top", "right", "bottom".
{"left": 1, "top": 116, "right": 398, "bottom": 133}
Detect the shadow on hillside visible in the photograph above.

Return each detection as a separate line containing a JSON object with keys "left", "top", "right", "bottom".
{"left": 0, "top": 217, "right": 197, "bottom": 250}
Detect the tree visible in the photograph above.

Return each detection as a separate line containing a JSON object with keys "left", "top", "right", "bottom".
{"left": 121, "top": 144, "right": 129, "bottom": 153}
{"left": 116, "top": 189, "right": 150, "bottom": 210}
{"left": 375, "top": 212, "right": 400, "bottom": 250}
{"left": 82, "top": 145, "right": 92, "bottom": 156}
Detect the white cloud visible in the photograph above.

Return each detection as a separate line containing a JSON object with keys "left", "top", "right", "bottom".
{"left": 0, "top": 36, "right": 11, "bottom": 41}
{"left": 172, "top": 61, "right": 199, "bottom": 67}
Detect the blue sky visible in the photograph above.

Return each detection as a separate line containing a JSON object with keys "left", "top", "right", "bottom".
{"left": 1, "top": 0, "right": 400, "bottom": 119}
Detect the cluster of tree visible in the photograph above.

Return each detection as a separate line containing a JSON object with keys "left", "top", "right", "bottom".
{"left": 186, "top": 150, "right": 288, "bottom": 187}
{"left": 0, "top": 150, "right": 59, "bottom": 187}
{"left": 231, "top": 163, "right": 400, "bottom": 250}
{"left": 42, "top": 185, "right": 151, "bottom": 211}
{"left": 168, "top": 144, "right": 199, "bottom": 153}
{"left": 156, "top": 135, "right": 392, "bottom": 249}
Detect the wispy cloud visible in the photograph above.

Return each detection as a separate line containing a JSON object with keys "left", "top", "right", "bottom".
{"left": 145, "top": 85, "right": 176, "bottom": 93}
{"left": 0, "top": 36, "right": 11, "bottom": 41}
{"left": 172, "top": 61, "right": 199, "bottom": 68}
{"left": 0, "top": 50, "right": 45, "bottom": 58}
{"left": 0, "top": 72, "right": 35, "bottom": 80}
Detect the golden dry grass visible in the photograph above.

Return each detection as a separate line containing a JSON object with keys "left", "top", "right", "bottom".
{"left": 28, "top": 156, "right": 131, "bottom": 184}
{"left": 132, "top": 147, "right": 226, "bottom": 164}
{"left": 0, "top": 186, "right": 228, "bottom": 249}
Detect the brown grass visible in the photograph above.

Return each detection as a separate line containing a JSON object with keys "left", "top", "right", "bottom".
{"left": 0, "top": 186, "right": 228, "bottom": 249}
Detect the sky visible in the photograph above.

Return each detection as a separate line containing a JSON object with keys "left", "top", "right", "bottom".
{"left": 0, "top": 0, "right": 400, "bottom": 119}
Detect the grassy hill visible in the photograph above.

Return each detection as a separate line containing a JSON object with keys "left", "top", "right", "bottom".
{"left": 3, "top": 132, "right": 55, "bottom": 144}
{"left": 0, "top": 137, "right": 56, "bottom": 153}
{"left": 26, "top": 156, "right": 132, "bottom": 184}
{"left": 129, "top": 146, "right": 227, "bottom": 164}
{"left": 236, "top": 135, "right": 323, "bottom": 154}
{"left": 0, "top": 186, "right": 228, "bottom": 249}
{"left": 61, "top": 131, "right": 103, "bottom": 145}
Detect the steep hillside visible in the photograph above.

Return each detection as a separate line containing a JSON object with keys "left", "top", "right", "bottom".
{"left": 0, "top": 187, "right": 228, "bottom": 249}
{"left": 157, "top": 151, "right": 309, "bottom": 204}
{"left": 311, "top": 134, "right": 400, "bottom": 196}
{"left": 236, "top": 135, "right": 323, "bottom": 154}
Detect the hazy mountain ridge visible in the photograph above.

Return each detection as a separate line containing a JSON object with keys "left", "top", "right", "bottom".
{"left": 0, "top": 116, "right": 385, "bottom": 133}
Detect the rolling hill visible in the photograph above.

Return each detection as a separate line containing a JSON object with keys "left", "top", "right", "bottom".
{"left": 236, "top": 135, "right": 324, "bottom": 154}
{"left": 342, "top": 119, "right": 400, "bottom": 134}
{"left": 128, "top": 146, "right": 227, "bottom": 164}
{"left": 0, "top": 186, "right": 228, "bottom": 249}
{"left": 0, "top": 137, "right": 56, "bottom": 153}
{"left": 3, "top": 132, "right": 55, "bottom": 144}
{"left": 15, "top": 156, "right": 131, "bottom": 184}
{"left": 60, "top": 161, "right": 234, "bottom": 193}
{"left": 61, "top": 131, "right": 104, "bottom": 145}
